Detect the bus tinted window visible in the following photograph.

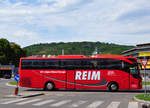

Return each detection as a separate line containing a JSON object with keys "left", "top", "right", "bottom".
{"left": 97, "top": 59, "right": 123, "bottom": 70}
{"left": 21, "top": 59, "right": 33, "bottom": 65}
{"left": 32, "top": 59, "right": 45, "bottom": 65}
{"left": 21, "top": 58, "right": 136, "bottom": 71}
{"left": 21, "top": 59, "right": 60, "bottom": 69}
{"left": 82, "top": 59, "right": 98, "bottom": 69}
{"left": 60, "top": 59, "right": 98, "bottom": 69}
{"left": 60, "top": 59, "right": 82, "bottom": 69}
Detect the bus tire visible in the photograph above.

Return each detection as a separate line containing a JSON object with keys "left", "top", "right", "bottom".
{"left": 44, "top": 82, "right": 55, "bottom": 91}
{"left": 108, "top": 82, "right": 119, "bottom": 92}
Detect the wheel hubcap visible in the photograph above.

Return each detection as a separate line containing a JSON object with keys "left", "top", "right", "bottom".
{"left": 47, "top": 83, "right": 53, "bottom": 90}
{"left": 111, "top": 84, "right": 117, "bottom": 90}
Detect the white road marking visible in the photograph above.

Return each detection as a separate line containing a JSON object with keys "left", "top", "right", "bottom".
{"left": 56, "top": 94, "right": 64, "bottom": 96}
{"left": 32, "top": 99, "right": 55, "bottom": 106}
{"left": 69, "top": 100, "right": 87, "bottom": 107}
{"left": 1, "top": 98, "right": 28, "bottom": 104}
{"left": 0, "top": 99, "right": 11, "bottom": 102}
{"left": 106, "top": 102, "right": 120, "bottom": 108}
{"left": 0, "top": 98, "right": 140, "bottom": 108}
{"left": 50, "top": 100, "right": 71, "bottom": 107}
{"left": 128, "top": 102, "right": 138, "bottom": 108}
{"left": 87, "top": 101, "right": 104, "bottom": 108}
{"left": 16, "top": 99, "right": 42, "bottom": 105}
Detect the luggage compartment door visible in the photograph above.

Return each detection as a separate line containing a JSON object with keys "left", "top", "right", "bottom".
{"left": 66, "top": 70, "right": 75, "bottom": 89}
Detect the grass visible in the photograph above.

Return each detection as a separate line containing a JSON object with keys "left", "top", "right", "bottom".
{"left": 142, "top": 81, "right": 150, "bottom": 85}
{"left": 136, "top": 94, "right": 150, "bottom": 101}
{"left": 9, "top": 81, "right": 18, "bottom": 85}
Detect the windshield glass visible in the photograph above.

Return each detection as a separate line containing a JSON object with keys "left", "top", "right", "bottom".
{"left": 129, "top": 65, "right": 139, "bottom": 75}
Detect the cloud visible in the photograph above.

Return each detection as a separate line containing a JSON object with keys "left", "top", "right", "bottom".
{"left": 0, "top": 0, "right": 150, "bottom": 47}
{"left": 116, "top": 9, "right": 150, "bottom": 21}
{"left": 0, "top": 26, "right": 42, "bottom": 47}
{"left": 0, "top": 0, "right": 90, "bottom": 15}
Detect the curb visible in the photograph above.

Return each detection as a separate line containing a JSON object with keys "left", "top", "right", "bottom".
{"left": 134, "top": 96, "right": 150, "bottom": 104}
{"left": 5, "top": 82, "right": 45, "bottom": 98}
{"left": 6, "top": 83, "right": 16, "bottom": 87}
{"left": 22, "top": 93, "right": 44, "bottom": 98}
{"left": 4, "top": 93, "right": 44, "bottom": 98}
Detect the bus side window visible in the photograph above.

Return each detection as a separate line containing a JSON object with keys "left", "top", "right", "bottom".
{"left": 97, "top": 59, "right": 123, "bottom": 70}
{"left": 97, "top": 59, "right": 108, "bottom": 69}
{"left": 60, "top": 59, "right": 75, "bottom": 70}
{"left": 45, "top": 59, "right": 60, "bottom": 69}
{"left": 21, "top": 60, "right": 33, "bottom": 69}
{"left": 32, "top": 60, "right": 45, "bottom": 69}
{"left": 81, "top": 59, "right": 98, "bottom": 69}
{"left": 73, "top": 60, "right": 82, "bottom": 69}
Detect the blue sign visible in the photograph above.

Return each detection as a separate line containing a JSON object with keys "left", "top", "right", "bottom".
{"left": 14, "top": 74, "right": 20, "bottom": 82}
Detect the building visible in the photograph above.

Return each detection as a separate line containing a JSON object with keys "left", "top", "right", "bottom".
{"left": 0, "top": 65, "right": 15, "bottom": 79}
{"left": 122, "top": 43, "right": 150, "bottom": 57}
{"left": 122, "top": 43, "right": 150, "bottom": 76}
{"left": 92, "top": 47, "right": 100, "bottom": 56}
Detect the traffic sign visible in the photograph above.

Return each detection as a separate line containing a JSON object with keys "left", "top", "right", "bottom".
{"left": 141, "top": 59, "right": 149, "bottom": 97}
{"left": 141, "top": 59, "right": 149, "bottom": 68}
{"left": 14, "top": 74, "right": 20, "bottom": 82}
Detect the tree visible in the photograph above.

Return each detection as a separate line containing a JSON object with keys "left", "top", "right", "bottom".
{"left": 11, "top": 43, "right": 26, "bottom": 66}
{"left": 0, "top": 38, "right": 26, "bottom": 66}
{"left": 0, "top": 38, "right": 11, "bottom": 65}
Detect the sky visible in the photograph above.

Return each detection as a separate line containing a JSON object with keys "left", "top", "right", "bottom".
{"left": 0, "top": 0, "right": 150, "bottom": 47}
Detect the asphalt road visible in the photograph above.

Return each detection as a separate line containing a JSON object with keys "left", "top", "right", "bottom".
{"left": 0, "top": 78, "right": 148, "bottom": 108}
{"left": 0, "top": 78, "right": 15, "bottom": 98}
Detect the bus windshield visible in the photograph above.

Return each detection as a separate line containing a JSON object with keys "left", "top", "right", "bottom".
{"left": 130, "top": 65, "right": 138, "bottom": 75}
{"left": 128, "top": 63, "right": 141, "bottom": 79}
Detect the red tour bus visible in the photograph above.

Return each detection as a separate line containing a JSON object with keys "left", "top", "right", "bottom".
{"left": 19, "top": 55, "right": 142, "bottom": 91}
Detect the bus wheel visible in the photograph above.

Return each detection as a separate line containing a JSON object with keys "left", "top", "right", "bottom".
{"left": 44, "top": 82, "right": 55, "bottom": 91}
{"left": 108, "top": 82, "right": 119, "bottom": 92}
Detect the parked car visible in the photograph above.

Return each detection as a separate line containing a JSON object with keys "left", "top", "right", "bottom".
{"left": 3, "top": 74, "right": 11, "bottom": 79}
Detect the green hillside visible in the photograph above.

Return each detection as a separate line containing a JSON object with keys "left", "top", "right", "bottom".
{"left": 24, "top": 41, "right": 134, "bottom": 56}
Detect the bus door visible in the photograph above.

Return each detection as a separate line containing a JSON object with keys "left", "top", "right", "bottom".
{"left": 66, "top": 70, "right": 75, "bottom": 89}
{"left": 129, "top": 65, "right": 140, "bottom": 89}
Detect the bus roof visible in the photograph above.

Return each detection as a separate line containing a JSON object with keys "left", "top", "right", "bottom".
{"left": 20, "top": 55, "right": 137, "bottom": 63}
